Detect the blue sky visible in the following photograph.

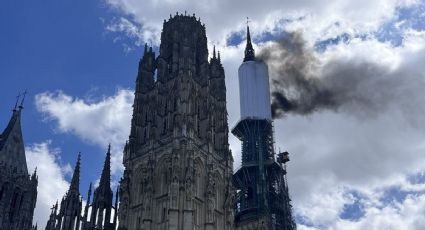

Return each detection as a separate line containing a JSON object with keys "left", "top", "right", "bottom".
{"left": 0, "top": 0, "right": 135, "bottom": 187}
{"left": 2, "top": 0, "right": 425, "bottom": 229}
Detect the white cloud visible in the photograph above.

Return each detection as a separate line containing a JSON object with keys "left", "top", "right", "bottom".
{"left": 35, "top": 89, "right": 134, "bottom": 175}
{"left": 103, "top": 0, "right": 419, "bottom": 50}
{"left": 26, "top": 142, "right": 70, "bottom": 229}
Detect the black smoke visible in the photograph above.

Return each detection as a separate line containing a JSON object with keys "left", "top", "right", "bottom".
{"left": 258, "top": 32, "right": 425, "bottom": 120}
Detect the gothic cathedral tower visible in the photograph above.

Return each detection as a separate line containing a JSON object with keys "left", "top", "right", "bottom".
{"left": 118, "top": 13, "right": 234, "bottom": 230}
{"left": 0, "top": 100, "right": 38, "bottom": 230}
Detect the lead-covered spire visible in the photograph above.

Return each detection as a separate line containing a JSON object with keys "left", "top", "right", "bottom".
{"left": 243, "top": 25, "right": 255, "bottom": 62}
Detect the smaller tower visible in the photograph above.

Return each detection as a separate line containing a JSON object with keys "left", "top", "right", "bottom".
{"left": 45, "top": 153, "right": 83, "bottom": 230}
{"left": 85, "top": 144, "right": 117, "bottom": 230}
{"left": 233, "top": 25, "right": 296, "bottom": 230}
{"left": 0, "top": 95, "right": 38, "bottom": 230}
{"left": 46, "top": 146, "right": 119, "bottom": 230}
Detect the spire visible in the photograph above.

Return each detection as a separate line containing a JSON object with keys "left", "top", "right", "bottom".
{"left": 213, "top": 45, "right": 216, "bottom": 59}
{"left": 0, "top": 97, "right": 29, "bottom": 174}
{"left": 218, "top": 50, "right": 221, "bottom": 63}
{"left": 243, "top": 20, "right": 255, "bottom": 62}
{"left": 69, "top": 152, "right": 81, "bottom": 192}
{"left": 99, "top": 144, "right": 112, "bottom": 189}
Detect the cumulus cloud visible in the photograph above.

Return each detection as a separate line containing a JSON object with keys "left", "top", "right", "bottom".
{"left": 26, "top": 142, "right": 70, "bottom": 229}
{"left": 35, "top": 89, "right": 133, "bottom": 175}
{"left": 103, "top": 0, "right": 419, "bottom": 50}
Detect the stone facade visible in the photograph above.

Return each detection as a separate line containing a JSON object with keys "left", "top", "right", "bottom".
{"left": 45, "top": 147, "right": 118, "bottom": 230}
{"left": 0, "top": 103, "right": 38, "bottom": 230}
{"left": 118, "top": 13, "right": 234, "bottom": 230}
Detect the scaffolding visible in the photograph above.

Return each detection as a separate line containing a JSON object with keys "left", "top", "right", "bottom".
{"left": 232, "top": 118, "right": 296, "bottom": 230}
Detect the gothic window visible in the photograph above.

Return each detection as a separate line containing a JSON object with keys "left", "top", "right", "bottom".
{"left": 215, "top": 173, "right": 223, "bottom": 211}
{"left": 194, "top": 200, "right": 203, "bottom": 227}
{"left": 194, "top": 160, "right": 205, "bottom": 199}
{"left": 155, "top": 163, "right": 169, "bottom": 196}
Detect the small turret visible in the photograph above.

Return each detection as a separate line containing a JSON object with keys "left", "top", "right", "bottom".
{"left": 113, "top": 186, "right": 119, "bottom": 227}
{"left": 82, "top": 182, "right": 92, "bottom": 223}
{"left": 137, "top": 43, "right": 156, "bottom": 93}
{"left": 88, "top": 144, "right": 114, "bottom": 229}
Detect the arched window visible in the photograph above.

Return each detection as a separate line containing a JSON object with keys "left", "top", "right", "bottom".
{"left": 0, "top": 183, "right": 9, "bottom": 202}
{"left": 194, "top": 160, "right": 205, "bottom": 199}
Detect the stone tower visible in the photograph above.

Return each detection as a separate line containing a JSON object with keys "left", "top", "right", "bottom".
{"left": 232, "top": 26, "right": 296, "bottom": 230}
{"left": 81, "top": 144, "right": 118, "bottom": 230}
{"left": 0, "top": 99, "right": 38, "bottom": 230}
{"left": 118, "top": 13, "right": 234, "bottom": 230}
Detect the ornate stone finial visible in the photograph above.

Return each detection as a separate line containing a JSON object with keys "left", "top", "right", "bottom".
{"left": 213, "top": 45, "right": 216, "bottom": 59}
{"left": 218, "top": 50, "right": 221, "bottom": 62}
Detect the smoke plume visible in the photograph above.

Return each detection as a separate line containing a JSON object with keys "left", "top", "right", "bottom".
{"left": 258, "top": 32, "right": 425, "bottom": 120}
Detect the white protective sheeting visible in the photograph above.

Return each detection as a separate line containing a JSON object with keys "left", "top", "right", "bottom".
{"left": 238, "top": 60, "right": 272, "bottom": 120}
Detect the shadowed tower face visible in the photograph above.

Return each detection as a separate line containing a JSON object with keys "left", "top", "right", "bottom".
{"left": 0, "top": 99, "right": 38, "bottom": 230}
{"left": 118, "top": 13, "right": 234, "bottom": 230}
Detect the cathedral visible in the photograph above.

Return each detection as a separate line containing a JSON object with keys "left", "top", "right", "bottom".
{"left": 0, "top": 12, "right": 297, "bottom": 230}
{"left": 118, "top": 13, "right": 234, "bottom": 230}
{"left": 0, "top": 98, "right": 38, "bottom": 230}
